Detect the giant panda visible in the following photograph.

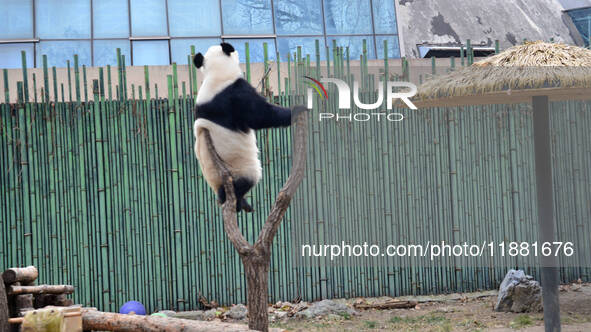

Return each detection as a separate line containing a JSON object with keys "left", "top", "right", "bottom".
{"left": 192, "top": 42, "right": 295, "bottom": 213}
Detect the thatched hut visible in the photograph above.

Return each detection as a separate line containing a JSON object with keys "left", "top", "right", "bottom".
{"left": 414, "top": 41, "right": 591, "bottom": 331}
{"left": 416, "top": 41, "right": 591, "bottom": 107}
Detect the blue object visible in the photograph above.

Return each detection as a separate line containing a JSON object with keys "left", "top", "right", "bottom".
{"left": 120, "top": 301, "right": 146, "bottom": 315}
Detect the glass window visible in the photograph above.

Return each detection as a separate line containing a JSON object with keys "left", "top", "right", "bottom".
{"left": 37, "top": 41, "right": 91, "bottom": 67}
{"left": 274, "top": 0, "right": 322, "bottom": 35}
{"left": 35, "top": 0, "right": 90, "bottom": 38}
{"left": 130, "top": 0, "right": 167, "bottom": 36}
{"left": 221, "top": 0, "right": 273, "bottom": 35}
{"left": 132, "top": 40, "right": 170, "bottom": 65}
{"left": 93, "top": 0, "right": 129, "bottom": 38}
{"left": 375, "top": 36, "right": 400, "bottom": 59}
{"left": 0, "top": 44, "right": 35, "bottom": 69}
{"left": 168, "top": 0, "right": 221, "bottom": 37}
{"left": 277, "top": 37, "right": 325, "bottom": 61}
{"left": 328, "top": 36, "right": 374, "bottom": 59}
{"left": 324, "top": 0, "right": 371, "bottom": 34}
{"left": 224, "top": 39, "right": 275, "bottom": 63}
{"left": 567, "top": 8, "right": 591, "bottom": 46}
{"left": 170, "top": 38, "right": 221, "bottom": 64}
{"left": 0, "top": 0, "right": 33, "bottom": 39}
{"left": 372, "top": 0, "right": 397, "bottom": 34}
{"left": 93, "top": 40, "right": 131, "bottom": 66}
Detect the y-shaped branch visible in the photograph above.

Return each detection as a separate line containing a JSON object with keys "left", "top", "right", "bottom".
{"left": 255, "top": 107, "right": 308, "bottom": 252}
{"left": 202, "top": 106, "right": 308, "bottom": 256}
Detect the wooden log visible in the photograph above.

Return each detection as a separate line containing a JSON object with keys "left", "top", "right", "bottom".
{"left": 8, "top": 285, "right": 74, "bottom": 295}
{"left": 8, "top": 311, "right": 81, "bottom": 324}
{"left": 81, "top": 309, "right": 280, "bottom": 332}
{"left": 0, "top": 274, "right": 9, "bottom": 332}
{"left": 2, "top": 267, "right": 38, "bottom": 284}
{"left": 354, "top": 300, "right": 417, "bottom": 310}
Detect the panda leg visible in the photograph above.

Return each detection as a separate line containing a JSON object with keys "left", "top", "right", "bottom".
{"left": 217, "top": 186, "right": 226, "bottom": 204}
{"left": 216, "top": 179, "right": 254, "bottom": 212}
{"left": 234, "top": 178, "right": 255, "bottom": 213}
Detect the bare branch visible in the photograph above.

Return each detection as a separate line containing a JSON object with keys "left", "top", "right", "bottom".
{"left": 202, "top": 130, "right": 253, "bottom": 256}
{"left": 255, "top": 106, "right": 308, "bottom": 251}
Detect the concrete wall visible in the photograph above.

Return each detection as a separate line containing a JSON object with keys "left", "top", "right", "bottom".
{"left": 396, "top": 0, "right": 584, "bottom": 58}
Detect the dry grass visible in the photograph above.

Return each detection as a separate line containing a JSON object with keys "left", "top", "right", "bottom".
{"left": 417, "top": 41, "right": 591, "bottom": 101}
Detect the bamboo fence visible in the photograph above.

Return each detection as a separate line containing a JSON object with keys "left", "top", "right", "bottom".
{"left": 1, "top": 40, "right": 590, "bottom": 312}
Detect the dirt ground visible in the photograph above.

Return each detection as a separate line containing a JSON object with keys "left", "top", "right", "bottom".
{"left": 271, "top": 283, "right": 591, "bottom": 331}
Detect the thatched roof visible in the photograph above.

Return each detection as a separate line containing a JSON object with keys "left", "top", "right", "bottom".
{"left": 416, "top": 42, "right": 591, "bottom": 104}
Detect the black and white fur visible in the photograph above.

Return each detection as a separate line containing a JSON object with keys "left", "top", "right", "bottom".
{"left": 193, "top": 42, "right": 292, "bottom": 212}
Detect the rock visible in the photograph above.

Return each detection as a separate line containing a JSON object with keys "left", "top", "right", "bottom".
{"left": 173, "top": 310, "right": 206, "bottom": 320}
{"left": 295, "top": 299, "right": 358, "bottom": 319}
{"left": 226, "top": 304, "right": 248, "bottom": 320}
{"left": 494, "top": 269, "right": 543, "bottom": 313}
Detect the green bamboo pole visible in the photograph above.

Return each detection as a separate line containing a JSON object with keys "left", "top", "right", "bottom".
{"left": 99, "top": 67, "right": 105, "bottom": 102}
{"left": 67, "top": 60, "right": 72, "bottom": 102}
{"left": 74, "top": 55, "right": 81, "bottom": 103}
{"left": 245, "top": 42, "right": 251, "bottom": 83}
{"left": 191, "top": 45, "right": 198, "bottom": 96}
{"left": 3, "top": 69, "right": 8, "bottom": 103}
{"left": 116, "top": 48, "right": 123, "bottom": 101}
{"left": 276, "top": 51, "right": 281, "bottom": 95}
{"left": 21, "top": 51, "right": 29, "bottom": 102}
{"left": 83, "top": 65, "right": 88, "bottom": 103}
{"left": 107, "top": 65, "right": 112, "bottom": 100}
{"left": 42, "top": 55, "right": 49, "bottom": 102}
{"left": 144, "top": 65, "right": 151, "bottom": 103}
{"left": 315, "top": 39, "right": 321, "bottom": 79}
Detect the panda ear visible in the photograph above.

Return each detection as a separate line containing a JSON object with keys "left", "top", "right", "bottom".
{"left": 220, "top": 42, "right": 235, "bottom": 56}
{"left": 193, "top": 53, "right": 204, "bottom": 68}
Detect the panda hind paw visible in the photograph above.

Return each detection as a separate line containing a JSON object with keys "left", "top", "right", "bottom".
{"left": 240, "top": 199, "right": 254, "bottom": 213}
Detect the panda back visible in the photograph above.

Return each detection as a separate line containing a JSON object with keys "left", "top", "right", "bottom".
{"left": 193, "top": 119, "right": 262, "bottom": 190}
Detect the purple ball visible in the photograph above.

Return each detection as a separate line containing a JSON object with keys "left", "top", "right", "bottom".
{"left": 119, "top": 301, "right": 146, "bottom": 315}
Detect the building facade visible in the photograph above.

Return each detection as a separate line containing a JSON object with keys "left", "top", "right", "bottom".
{"left": 0, "top": 0, "right": 587, "bottom": 69}
{"left": 0, "top": 0, "right": 401, "bottom": 68}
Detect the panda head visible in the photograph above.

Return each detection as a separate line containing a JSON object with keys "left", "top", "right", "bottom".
{"left": 193, "top": 42, "right": 242, "bottom": 79}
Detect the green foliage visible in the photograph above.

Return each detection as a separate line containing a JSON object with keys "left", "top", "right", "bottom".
{"left": 510, "top": 314, "right": 534, "bottom": 329}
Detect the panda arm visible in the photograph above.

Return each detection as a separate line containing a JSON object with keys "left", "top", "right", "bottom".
{"left": 232, "top": 80, "right": 292, "bottom": 130}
